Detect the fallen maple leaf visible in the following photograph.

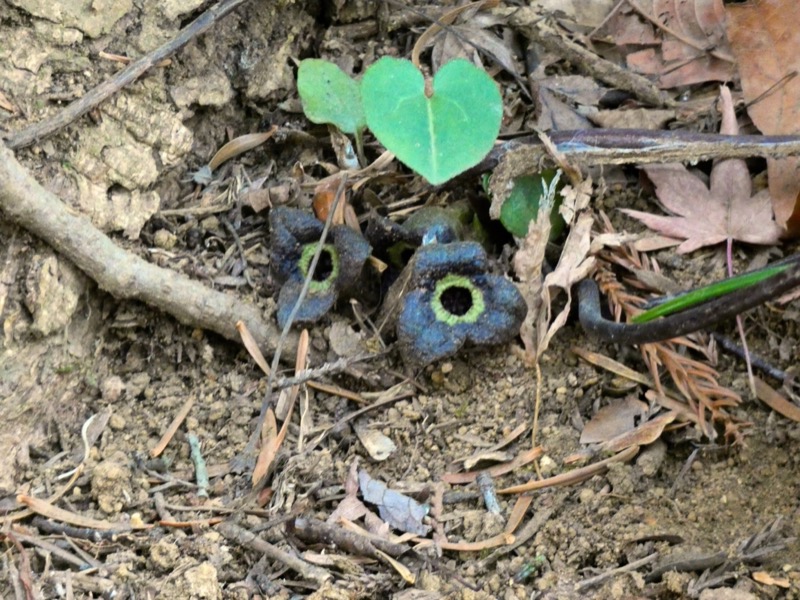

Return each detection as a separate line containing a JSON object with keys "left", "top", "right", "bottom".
{"left": 594, "top": 0, "right": 736, "bottom": 88}
{"left": 623, "top": 87, "right": 783, "bottom": 253}
{"left": 726, "top": 0, "right": 800, "bottom": 234}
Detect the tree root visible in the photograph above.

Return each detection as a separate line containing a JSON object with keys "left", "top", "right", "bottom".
{"left": 0, "top": 143, "right": 291, "bottom": 356}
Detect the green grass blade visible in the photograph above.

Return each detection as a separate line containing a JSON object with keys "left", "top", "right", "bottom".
{"left": 630, "top": 263, "right": 790, "bottom": 324}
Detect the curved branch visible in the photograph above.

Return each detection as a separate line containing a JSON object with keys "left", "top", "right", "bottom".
{"left": 0, "top": 143, "right": 290, "bottom": 355}
{"left": 578, "top": 257, "right": 800, "bottom": 345}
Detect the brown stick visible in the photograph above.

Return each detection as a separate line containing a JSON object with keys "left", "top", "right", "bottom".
{"left": 513, "top": 16, "right": 673, "bottom": 107}
{"left": 0, "top": 143, "right": 288, "bottom": 355}
{"left": 290, "top": 517, "right": 411, "bottom": 560}
{"left": 216, "top": 520, "right": 332, "bottom": 585}
{"left": 476, "top": 129, "right": 800, "bottom": 175}
{"left": 5, "top": 0, "right": 250, "bottom": 149}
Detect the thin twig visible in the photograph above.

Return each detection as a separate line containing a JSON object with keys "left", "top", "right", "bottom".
{"left": 30, "top": 517, "right": 123, "bottom": 543}
{"left": 4, "top": 532, "right": 35, "bottom": 600}
{"left": 10, "top": 531, "right": 92, "bottom": 570}
{"left": 6, "top": 555, "right": 25, "bottom": 600}
{"left": 187, "top": 434, "right": 210, "bottom": 498}
{"left": 273, "top": 352, "right": 385, "bottom": 390}
{"left": 220, "top": 215, "right": 254, "bottom": 288}
{"left": 726, "top": 238, "right": 756, "bottom": 396}
{"left": 712, "top": 333, "right": 788, "bottom": 382}
{"left": 290, "top": 516, "right": 412, "bottom": 560}
{"left": 669, "top": 447, "right": 701, "bottom": 498}
{"left": 150, "top": 396, "right": 195, "bottom": 458}
{"left": 152, "top": 493, "right": 186, "bottom": 540}
{"left": 478, "top": 491, "right": 567, "bottom": 569}
{"left": 216, "top": 520, "right": 331, "bottom": 585}
{"left": 234, "top": 176, "right": 347, "bottom": 476}
{"left": 5, "top": 0, "right": 251, "bottom": 149}
{"left": 577, "top": 551, "right": 660, "bottom": 592}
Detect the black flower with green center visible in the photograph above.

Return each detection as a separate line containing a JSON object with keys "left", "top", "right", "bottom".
{"left": 269, "top": 207, "right": 371, "bottom": 328}
{"left": 393, "top": 241, "right": 526, "bottom": 367}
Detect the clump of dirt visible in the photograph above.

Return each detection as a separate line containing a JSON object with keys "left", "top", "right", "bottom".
{"left": 1, "top": 2, "right": 799, "bottom": 599}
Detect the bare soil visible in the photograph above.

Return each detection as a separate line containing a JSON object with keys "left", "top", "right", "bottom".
{"left": 1, "top": 1, "right": 799, "bottom": 599}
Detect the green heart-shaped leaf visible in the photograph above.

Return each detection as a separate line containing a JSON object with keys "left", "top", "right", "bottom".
{"left": 361, "top": 57, "right": 502, "bottom": 185}
{"left": 297, "top": 59, "right": 365, "bottom": 135}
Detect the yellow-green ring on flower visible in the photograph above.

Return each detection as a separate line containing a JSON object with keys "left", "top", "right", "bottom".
{"left": 298, "top": 243, "right": 339, "bottom": 293}
{"left": 431, "top": 273, "right": 485, "bottom": 325}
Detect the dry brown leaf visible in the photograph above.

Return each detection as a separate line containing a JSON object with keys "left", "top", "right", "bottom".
{"left": 441, "top": 446, "right": 543, "bottom": 485}
{"left": 726, "top": 0, "right": 800, "bottom": 234}
{"left": 580, "top": 396, "right": 649, "bottom": 444}
{"left": 533, "top": 87, "right": 593, "bottom": 131}
{"left": 512, "top": 203, "right": 551, "bottom": 357}
{"left": 497, "top": 445, "right": 640, "bottom": 494}
{"left": 596, "top": 0, "right": 736, "bottom": 88}
{"left": 207, "top": 127, "right": 277, "bottom": 172}
{"left": 752, "top": 571, "right": 791, "bottom": 588}
{"left": 536, "top": 212, "right": 595, "bottom": 357}
{"left": 432, "top": 23, "right": 519, "bottom": 76}
{"left": 589, "top": 108, "right": 676, "bottom": 130}
{"left": 753, "top": 376, "right": 800, "bottom": 422}
{"left": 534, "top": 75, "right": 606, "bottom": 130}
{"left": 411, "top": 0, "right": 498, "bottom": 66}
{"left": 411, "top": 1, "right": 516, "bottom": 76}
{"left": 538, "top": 0, "right": 618, "bottom": 31}
{"left": 512, "top": 174, "right": 593, "bottom": 360}
{"left": 623, "top": 87, "right": 782, "bottom": 253}
{"left": 252, "top": 330, "right": 308, "bottom": 485}
{"left": 599, "top": 411, "right": 676, "bottom": 453}
{"left": 236, "top": 320, "right": 270, "bottom": 376}
{"left": 328, "top": 460, "right": 370, "bottom": 524}
{"left": 538, "top": 75, "right": 608, "bottom": 107}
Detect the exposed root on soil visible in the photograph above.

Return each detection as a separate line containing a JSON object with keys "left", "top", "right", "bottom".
{"left": 0, "top": 143, "right": 290, "bottom": 356}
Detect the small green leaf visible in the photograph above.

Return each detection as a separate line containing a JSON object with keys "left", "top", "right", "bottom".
{"left": 297, "top": 59, "right": 365, "bottom": 134}
{"left": 499, "top": 170, "right": 565, "bottom": 239}
{"left": 361, "top": 57, "right": 502, "bottom": 185}
{"left": 631, "top": 263, "right": 790, "bottom": 323}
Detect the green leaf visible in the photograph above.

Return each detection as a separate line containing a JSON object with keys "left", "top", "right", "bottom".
{"left": 631, "top": 263, "right": 790, "bottom": 323}
{"left": 499, "top": 170, "right": 566, "bottom": 239}
{"left": 297, "top": 59, "right": 365, "bottom": 135}
{"left": 361, "top": 57, "right": 502, "bottom": 185}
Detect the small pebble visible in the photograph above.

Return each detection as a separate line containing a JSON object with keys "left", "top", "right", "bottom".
{"left": 153, "top": 229, "right": 177, "bottom": 250}
{"left": 100, "top": 376, "right": 125, "bottom": 403}
{"left": 539, "top": 455, "right": 556, "bottom": 476}
{"left": 108, "top": 414, "right": 126, "bottom": 430}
